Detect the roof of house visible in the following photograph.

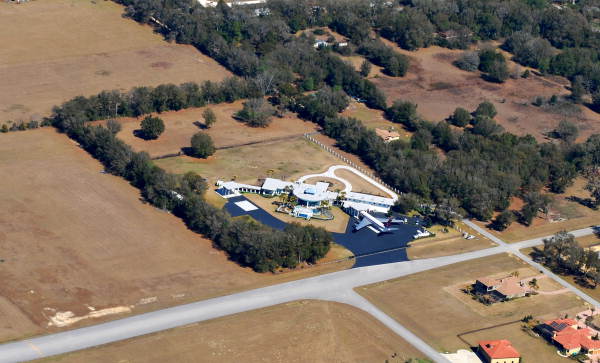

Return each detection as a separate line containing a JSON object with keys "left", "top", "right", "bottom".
{"left": 345, "top": 191, "right": 395, "bottom": 206}
{"left": 261, "top": 178, "right": 293, "bottom": 191}
{"left": 476, "top": 276, "right": 525, "bottom": 297}
{"left": 544, "top": 318, "right": 578, "bottom": 332}
{"left": 553, "top": 327, "right": 599, "bottom": 350}
{"left": 478, "top": 340, "right": 521, "bottom": 359}
{"left": 375, "top": 128, "right": 400, "bottom": 140}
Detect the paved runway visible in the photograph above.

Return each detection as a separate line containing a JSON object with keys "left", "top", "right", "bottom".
{"left": 1, "top": 213, "right": 595, "bottom": 362}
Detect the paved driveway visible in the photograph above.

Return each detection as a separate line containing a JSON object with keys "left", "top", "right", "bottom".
{"left": 224, "top": 195, "right": 420, "bottom": 267}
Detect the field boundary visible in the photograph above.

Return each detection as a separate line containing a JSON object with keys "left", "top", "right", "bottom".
{"left": 151, "top": 132, "right": 319, "bottom": 160}
{"left": 303, "top": 133, "right": 401, "bottom": 194}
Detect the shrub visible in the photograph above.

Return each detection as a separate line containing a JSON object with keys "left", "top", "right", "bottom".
{"left": 202, "top": 108, "right": 217, "bottom": 128}
{"left": 450, "top": 107, "right": 471, "bottom": 127}
{"left": 474, "top": 101, "right": 497, "bottom": 118}
{"left": 235, "top": 98, "right": 275, "bottom": 127}
{"left": 190, "top": 132, "right": 215, "bottom": 158}
{"left": 454, "top": 51, "right": 480, "bottom": 72}
{"left": 140, "top": 115, "right": 164, "bottom": 140}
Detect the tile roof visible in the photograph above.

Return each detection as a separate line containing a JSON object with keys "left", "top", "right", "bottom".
{"left": 478, "top": 340, "right": 521, "bottom": 359}
{"left": 554, "top": 327, "right": 593, "bottom": 350}
{"left": 544, "top": 318, "right": 578, "bottom": 332}
{"left": 476, "top": 276, "right": 526, "bottom": 297}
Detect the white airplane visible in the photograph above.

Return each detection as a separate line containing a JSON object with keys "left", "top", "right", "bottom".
{"left": 354, "top": 211, "right": 398, "bottom": 234}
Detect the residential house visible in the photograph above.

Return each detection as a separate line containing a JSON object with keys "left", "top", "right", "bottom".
{"left": 478, "top": 340, "right": 520, "bottom": 363}
{"left": 375, "top": 128, "right": 401, "bottom": 143}
{"left": 474, "top": 276, "right": 527, "bottom": 301}
{"left": 537, "top": 318, "right": 600, "bottom": 356}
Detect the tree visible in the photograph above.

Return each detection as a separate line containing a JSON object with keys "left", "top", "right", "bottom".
{"left": 139, "top": 115, "right": 164, "bottom": 140}
{"left": 454, "top": 51, "right": 479, "bottom": 72}
{"left": 190, "top": 132, "right": 215, "bottom": 158}
{"left": 450, "top": 107, "right": 471, "bottom": 127}
{"left": 571, "top": 76, "right": 585, "bottom": 104}
{"left": 585, "top": 167, "right": 600, "bottom": 208}
{"left": 553, "top": 120, "right": 578, "bottom": 144}
{"left": 490, "top": 210, "right": 515, "bottom": 231}
{"left": 235, "top": 98, "right": 275, "bottom": 127}
{"left": 106, "top": 119, "right": 121, "bottom": 135}
{"left": 520, "top": 192, "right": 552, "bottom": 225}
{"left": 486, "top": 60, "right": 509, "bottom": 83}
{"left": 360, "top": 60, "right": 372, "bottom": 77}
{"left": 182, "top": 171, "right": 207, "bottom": 194}
{"left": 386, "top": 100, "right": 419, "bottom": 130}
{"left": 202, "top": 108, "right": 217, "bottom": 128}
{"left": 474, "top": 101, "right": 497, "bottom": 118}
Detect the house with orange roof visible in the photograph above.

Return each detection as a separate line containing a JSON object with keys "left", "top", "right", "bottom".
{"left": 474, "top": 275, "right": 527, "bottom": 301}
{"left": 477, "top": 339, "right": 520, "bottom": 363}
{"left": 536, "top": 318, "right": 600, "bottom": 356}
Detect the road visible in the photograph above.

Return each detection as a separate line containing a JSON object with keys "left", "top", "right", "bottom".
{"left": 0, "top": 224, "right": 597, "bottom": 363}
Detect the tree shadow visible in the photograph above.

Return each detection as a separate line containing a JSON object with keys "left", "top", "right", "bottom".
{"left": 133, "top": 129, "right": 154, "bottom": 140}
{"left": 193, "top": 121, "right": 207, "bottom": 129}
{"left": 567, "top": 195, "right": 597, "bottom": 210}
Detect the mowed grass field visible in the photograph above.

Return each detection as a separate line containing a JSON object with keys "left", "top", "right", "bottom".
{"left": 39, "top": 300, "right": 425, "bottom": 363}
{"left": 106, "top": 102, "right": 318, "bottom": 158}
{"left": 406, "top": 221, "right": 496, "bottom": 260}
{"left": 357, "top": 253, "right": 587, "bottom": 361}
{"left": 373, "top": 43, "right": 600, "bottom": 142}
{"left": 154, "top": 137, "right": 344, "bottom": 185}
{"left": 476, "top": 177, "right": 600, "bottom": 242}
{"left": 0, "top": 0, "right": 230, "bottom": 122}
{"left": 0, "top": 129, "right": 351, "bottom": 342}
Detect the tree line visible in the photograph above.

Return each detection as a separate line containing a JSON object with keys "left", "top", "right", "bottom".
{"left": 99, "top": 0, "right": 600, "bottom": 228}
{"left": 533, "top": 231, "right": 600, "bottom": 288}
{"left": 49, "top": 95, "right": 332, "bottom": 273}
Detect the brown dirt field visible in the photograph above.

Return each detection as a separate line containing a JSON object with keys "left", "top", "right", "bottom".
{"left": 341, "top": 100, "right": 409, "bottom": 138}
{"left": 0, "top": 0, "right": 230, "bottom": 122}
{"left": 0, "top": 129, "right": 351, "bottom": 341}
{"left": 373, "top": 43, "right": 600, "bottom": 142}
{"left": 154, "top": 137, "right": 343, "bottom": 185}
{"left": 107, "top": 103, "right": 318, "bottom": 158}
{"left": 357, "top": 253, "right": 587, "bottom": 356}
{"left": 339, "top": 55, "right": 384, "bottom": 78}
{"left": 475, "top": 177, "right": 600, "bottom": 243}
{"left": 334, "top": 168, "right": 390, "bottom": 197}
{"left": 244, "top": 194, "right": 351, "bottom": 234}
{"left": 39, "top": 300, "right": 425, "bottom": 363}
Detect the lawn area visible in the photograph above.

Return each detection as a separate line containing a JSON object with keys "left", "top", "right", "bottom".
{"left": 39, "top": 300, "right": 425, "bottom": 363}
{"left": 338, "top": 55, "right": 384, "bottom": 78}
{"left": 244, "top": 194, "right": 351, "bottom": 234}
{"left": 0, "top": 0, "right": 230, "bottom": 123}
{"left": 458, "top": 322, "right": 564, "bottom": 362}
{"left": 356, "top": 253, "right": 587, "bottom": 358}
{"left": 341, "top": 100, "right": 409, "bottom": 136}
{"left": 154, "top": 137, "right": 342, "bottom": 185}
{"left": 407, "top": 223, "right": 496, "bottom": 260}
{"left": 521, "top": 235, "right": 600, "bottom": 307}
{"left": 476, "top": 177, "right": 600, "bottom": 243}
{"left": 334, "top": 168, "right": 393, "bottom": 197}
{"left": 107, "top": 103, "right": 318, "bottom": 158}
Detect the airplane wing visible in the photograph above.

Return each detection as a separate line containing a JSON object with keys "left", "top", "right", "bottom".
{"left": 354, "top": 217, "right": 373, "bottom": 231}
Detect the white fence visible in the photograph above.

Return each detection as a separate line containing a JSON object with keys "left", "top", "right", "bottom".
{"left": 303, "top": 133, "right": 401, "bottom": 195}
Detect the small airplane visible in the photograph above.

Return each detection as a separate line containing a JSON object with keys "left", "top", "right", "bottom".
{"left": 354, "top": 211, "right": 398, "bottom": 234}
